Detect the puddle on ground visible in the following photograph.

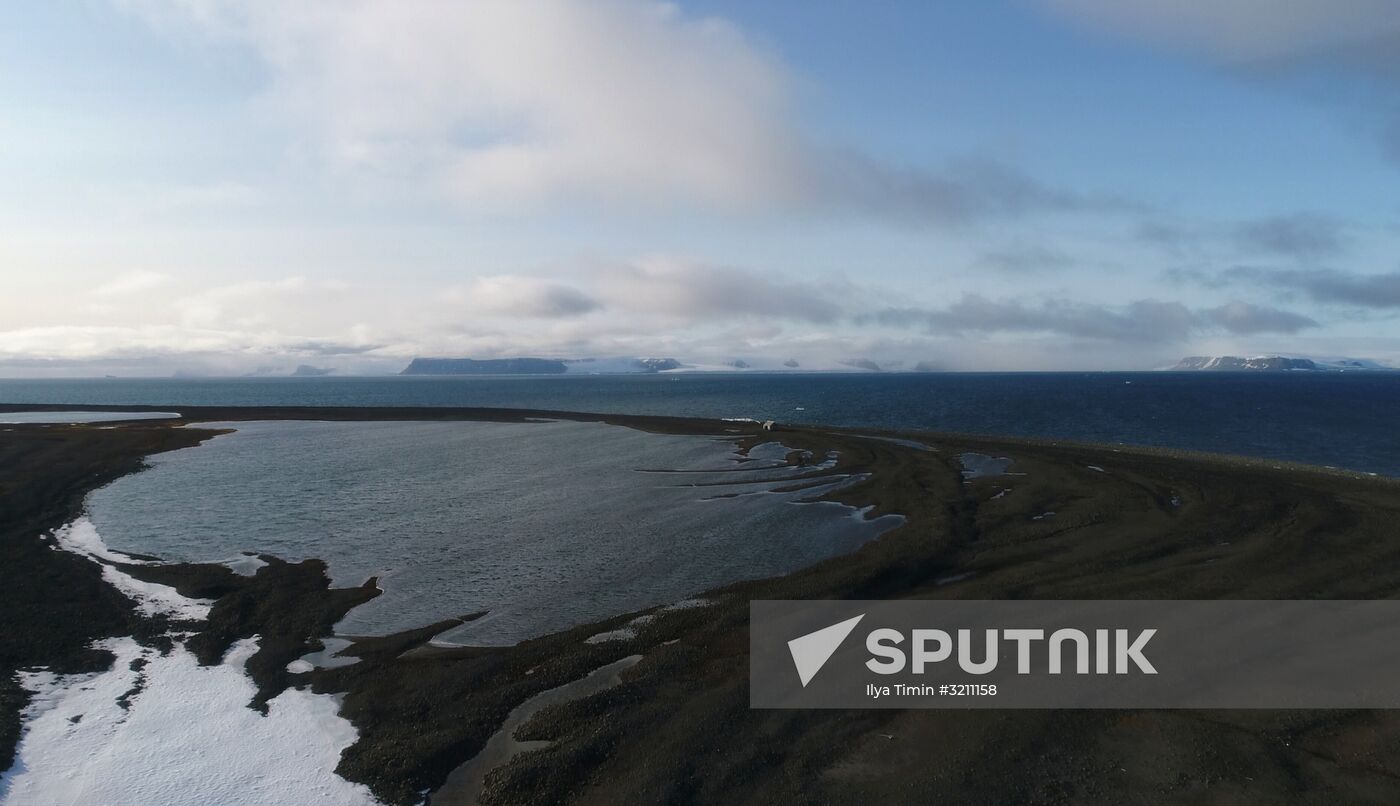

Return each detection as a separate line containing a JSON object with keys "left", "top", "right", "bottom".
{"left": 959, "top": 453, "right": 1015, "bottom": 479}
{"left": 287, "top": 637, "right": 359, "bottom": 673}
{"left": 854, "top": 435, "right": 937, "bottom": 452}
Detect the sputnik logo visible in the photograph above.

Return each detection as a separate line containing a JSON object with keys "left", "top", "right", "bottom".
{"left": 787, "top": 614, "right": 865, "bottom": 687}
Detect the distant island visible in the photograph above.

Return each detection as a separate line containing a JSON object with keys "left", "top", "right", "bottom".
{"left": 401, "top": 357, "right": 570, "bottom": 375}
{"left": 1171, "top": 355, "right": 1393, "bottom": 372}
{"left": 390, "top": 354, "right": 1400, "bottom": 376}
{"left": 291, "top": 364, "right": 334, "bottom": 377}
{"left": 399, "top": 357, "right": 692, "bottom": 375}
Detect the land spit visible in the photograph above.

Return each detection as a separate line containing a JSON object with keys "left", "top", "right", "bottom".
{"left": 3, "top": 404, "right": 1400, "bottom": 804}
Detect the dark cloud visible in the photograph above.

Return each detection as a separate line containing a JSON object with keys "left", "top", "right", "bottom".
{"left": 1383, "top": 117, "right": 1400, "bottom": 162}
{"left": 514, "top": 286, "right": 599, "bottom": 317}
{"left": 1234, "top": 213, "right": 1345, "bottom": 259}
{"left": 1161, "top": 266, "right": 1231, "bottom": 288}
{"left": 597, "top": 260, "right": 842, "bottom": 323}
{"left": 458, "top": 277, "right": 602, "bottom": 318}
{"left": 862, "top": 295, "right": 1316, "bottom": 341}
{"left": 862, "top": 296, "right": 1196, "bottom": 342}
{"left": 1200, "top": 301, "right": 1318, "bottom": 334}
{"left": 1140, "top": 212, "right": 1349, "bottom": 261}
{"left": 1136, "top": 220, "right": 1198, "bottom": 254}
{"left": 281, "top": 340, "right": 387, "bottom": 356}
{"left": 1251, "top": 30, "right": 1400, "bottom": 163}
{"left": 821, "top": 155, "right": 1140, "bottom": 227}
{"left": 975, "top": 246, "right": 1074, "bottom": 274}
{"left": 1231, "top": 267, "right": 1400, "bottom": 307}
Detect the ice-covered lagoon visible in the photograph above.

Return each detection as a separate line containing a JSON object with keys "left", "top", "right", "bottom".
{"left": 3, "top": 419, "right": 900, "bottom": 805}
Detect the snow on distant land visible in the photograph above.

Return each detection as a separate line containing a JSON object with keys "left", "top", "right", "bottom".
{"left": 51, "top": 518, "right": 213, "bottom": 621}
{"left": 0, "top": 638, "right": 382, "bottom": 806}
{"left": 1, "top": 518, "right": 385, "bottom": 806}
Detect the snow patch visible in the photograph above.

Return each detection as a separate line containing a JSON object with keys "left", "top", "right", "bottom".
{"left": 99, "top": 566, "right": 212, "bottom": 621}
{"left": 52, "top": 518, "right": 212, "bottom": 621}
{"left": 51, "top": 517, "right": 144, "bottom": 565}
{"left": 224, "top": 554, "right": 268, "bottom": 576}
{"left": 586, "top": 614, "right": 656, "bottom": 644}
{"left": 1, "top": 637, "right": 382, "bottom": 806}
{"left": 584, "top": 598, "right": 714, "bottom": 644}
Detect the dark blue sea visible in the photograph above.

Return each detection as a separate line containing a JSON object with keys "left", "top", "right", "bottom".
{"left": 3, "top": 372, "right": 1398, "bottom": 476}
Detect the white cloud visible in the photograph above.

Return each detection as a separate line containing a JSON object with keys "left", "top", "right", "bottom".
{"left": 93, "top": 271, "right": 172, "bottom": 297}
{"left": 173, "top": 277, "right": 309, "bottom": 328}
{"left": 122, "top": 0, "right": 805, "bottom": 210}
{"left": 0, "top": 325, "right": 262, "bottom": 360}
{"left": 119, "top": 0, "right": 1122, "bottom": 225}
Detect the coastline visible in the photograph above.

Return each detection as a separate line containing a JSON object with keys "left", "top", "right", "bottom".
{"left": 5, "top": 406, "right": 1400, "bottom": 804}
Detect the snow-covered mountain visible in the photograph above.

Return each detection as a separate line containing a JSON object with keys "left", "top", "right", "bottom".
{"left": 399, "top": 356, "right": 891, "bottom": 375}
{"left": 1170, "top": 355, "right": 1394, "bottom": 372}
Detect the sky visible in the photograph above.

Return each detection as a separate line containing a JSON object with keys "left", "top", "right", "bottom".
{"left": 3, "top": 0, "right": 1400, "bottom": 376}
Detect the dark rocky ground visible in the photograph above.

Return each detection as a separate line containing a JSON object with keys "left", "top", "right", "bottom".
{"left": 3, "top": 405, "right": 1400, "bottom": 805}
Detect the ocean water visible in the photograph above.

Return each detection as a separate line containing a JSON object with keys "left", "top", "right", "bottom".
{"left": 84, "top": 419, "right": 899, "bottom": 645}
{"left": 3, "top": 372, "right": 1398, "bottom": 475}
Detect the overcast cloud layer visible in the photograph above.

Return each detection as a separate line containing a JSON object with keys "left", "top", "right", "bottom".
{"left": 2, "top": 1, "right": 1400, "bottom": 375}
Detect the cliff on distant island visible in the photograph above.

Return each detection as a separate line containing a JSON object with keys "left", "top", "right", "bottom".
{"left": 1172, "top": 356, "right": 1317, "bottom": 371}
{"left": 291, "top": 364, "right": 334, "bottom": 377}
{"left": 633, "top": 358, "right": 683, "bottom": 372}
{"left": 400, "top": 357, "right": 568, "bottom": 375}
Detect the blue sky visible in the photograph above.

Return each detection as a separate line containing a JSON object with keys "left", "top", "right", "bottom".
{"left": 3, "top": 0, "right": 1399, "bottom": 375}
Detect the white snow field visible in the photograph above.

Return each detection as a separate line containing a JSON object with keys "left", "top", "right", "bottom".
{"left": 1, "top": 519, "right": 384, "bottom": 806}
{"left": 50, "top": 518, "right": 213, "bottom": 621}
